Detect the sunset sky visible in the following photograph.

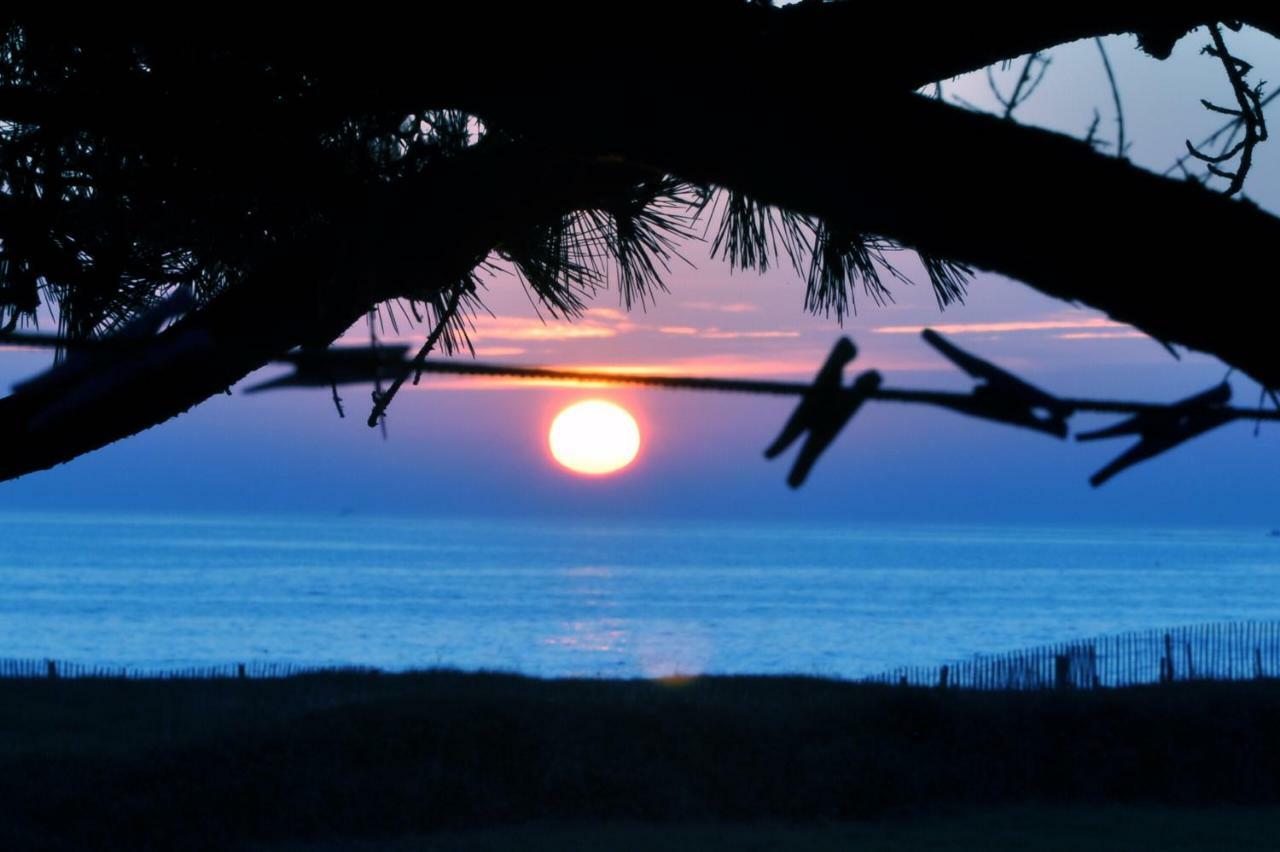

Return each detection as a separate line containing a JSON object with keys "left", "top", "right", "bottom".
{"left": 2, "top": 29, "right": 1279, "bottom": 525}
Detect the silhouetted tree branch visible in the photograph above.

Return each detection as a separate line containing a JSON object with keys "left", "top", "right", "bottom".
{"left": 2, "top": 5, "right": 1280, "bottom": 480}
{"left": 0, "top": 146, "right": 664, "bottom": 479}
{"left": 482, "top": 90, "right": 1280, "bottom": 387}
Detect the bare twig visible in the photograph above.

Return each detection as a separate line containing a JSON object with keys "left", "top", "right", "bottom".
{"left": 330, "top": 379, "right": 345, "bottom": 418}
{"left": 1094, "top": 37, "right": 1127, "bottom": 157}
{"left": 1167, "top": 90, "right": 1280, "bottom": 177}
{"left": 989, "top": 52, "right": 1052, "bottom": 119}
{"left": 366, "top": 285, "right": 466, "bottom": 428}
{"left": 1184, "top": 23, "right": 1269, "bottom": 195}
{"left": 1084, "top": 109, "right": 1103, "bottom": 150}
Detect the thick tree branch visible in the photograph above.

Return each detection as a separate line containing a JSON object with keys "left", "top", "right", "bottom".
{"left": 765, "top": 7, "right": 1280, "bottom": 87}
{"left": 489, "top": 92, "right": 1280, "bottom": 387}
{"left": 0, "top": 146, "right": 653, "bottom": 481}
{"left": 6, "top": 7, "right": 1276, "bottom": 139}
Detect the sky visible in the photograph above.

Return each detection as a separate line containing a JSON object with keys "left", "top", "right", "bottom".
{"left": 2, "top": 27, "right": 1279, "bottom": 525}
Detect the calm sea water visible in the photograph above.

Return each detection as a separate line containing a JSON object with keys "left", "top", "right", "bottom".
{"left": 1, "top": 512, "right": 1279, "bottom": 678}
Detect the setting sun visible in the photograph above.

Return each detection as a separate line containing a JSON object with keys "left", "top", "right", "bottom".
{"left": 548, "top": 400, "right": 641, "bottom": 476}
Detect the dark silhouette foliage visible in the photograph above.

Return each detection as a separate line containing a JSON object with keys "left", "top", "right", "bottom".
{"left": 1, "top": 7, "right": 1278, "bottom": 480}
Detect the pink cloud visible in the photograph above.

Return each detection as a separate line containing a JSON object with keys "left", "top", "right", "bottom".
{"left": 466, "top": 316, "right": 620, "bottom": 341}
{"left": 1055, "top": 331, "right": 1148, "bottom": 341}
{"left": 472, "top": 346, "right": 527, "bottom": 356}
{"left": 701, "top": 330, "right": 801, "bottom": 340}
{"left": 656, "top": 325, "right": 800, "bottom": 339}
{"left": 679, "top": 301, "right": 759, "bottom": 313}
{"left": 584, "top": 307, "right": 628, "bottom": 321}
{"left": 873, "top": 317, "right": 1132, "bottom": 335}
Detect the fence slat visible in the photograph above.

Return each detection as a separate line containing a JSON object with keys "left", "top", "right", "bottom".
{"left": 863, "top": 620, "right": 1280, "bottom": 691}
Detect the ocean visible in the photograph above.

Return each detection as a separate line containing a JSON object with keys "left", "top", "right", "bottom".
{"left": 1, "top": 512, "right": 1278, "bottom": 679}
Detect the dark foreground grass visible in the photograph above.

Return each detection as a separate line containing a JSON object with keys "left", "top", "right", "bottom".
{"left": 1, "top": 672, "right": 1279, "bottom": 850}
{"left": 267, "top": 807, "right": 1280, "bottom": 851}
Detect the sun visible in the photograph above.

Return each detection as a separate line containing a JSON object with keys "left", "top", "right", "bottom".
{"left": 548, "top": 400, "right": 641, "bottom": 476}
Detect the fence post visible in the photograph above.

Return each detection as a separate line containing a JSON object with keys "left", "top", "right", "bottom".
{"left": 1161, "top": 633, "right": 1174, "bottom": 684}
{"left": 238, "top": 663, "right": 247, "bottom": 680}
{"left": 938, "top": 665, "right": 949, "bottom": 690}
{"left": 1257, "top": 647, "right": 1265, "bottom": 680}
{"left": 1054, "top": 654, "right": 1071, "bottom": 690}
{"left": 1184, "top": 642, "right": 1195, "bottom": 681}
{"left": 46, "top": 659, "right": 57, "bottom": 680}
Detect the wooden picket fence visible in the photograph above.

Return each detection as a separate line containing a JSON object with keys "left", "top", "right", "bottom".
{"left": 866, "top": 621, "right": 1280, "bottom": 691}
{"left": 0, "top": 658, "right": 378, "bottom": 680}
{"left": 5, "top": 621, "right": 1280, "bottom": 688}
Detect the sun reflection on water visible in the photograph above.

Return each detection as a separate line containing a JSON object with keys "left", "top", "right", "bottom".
{"left": 542, "top": 565, "right": 714, "bottom": 678}
{"left": 542, "top": 619, "right": 628, "bottom": 654}
{"left": 635, "top": 622, "right": 713, "bottom": 679}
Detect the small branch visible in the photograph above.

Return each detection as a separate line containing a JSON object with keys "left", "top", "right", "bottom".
{"left": 1184, "top": 23, "right": 1269, "bottom": 195}
{"left": 365, "top": 285, "right": 465, "bottom": 428}
{"left": 1094, "top": 37, "right": 1127, "bottom": 157}
{"left": 330, "top": 379, "right": 345, "bottom": 418}
{"left": 1163, "top": 91, "right": 1279, "bottom": 177}
{"left": 989, "top": 52, "right": 1051, "bottom": 120}
{"left": 1084, "top": 109, "right": 1103, "bottom": 150}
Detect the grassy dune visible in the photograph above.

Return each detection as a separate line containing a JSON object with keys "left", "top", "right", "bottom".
{"left": 1, "top": 672, "right": 1278, "bottom": 849}
{"left": 269, "top": 808, "right": 1280, "bottom": 851}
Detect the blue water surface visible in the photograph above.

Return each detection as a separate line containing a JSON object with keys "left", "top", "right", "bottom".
{"left": 1, "top": 512, "right": 1278, "bottom": 678}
